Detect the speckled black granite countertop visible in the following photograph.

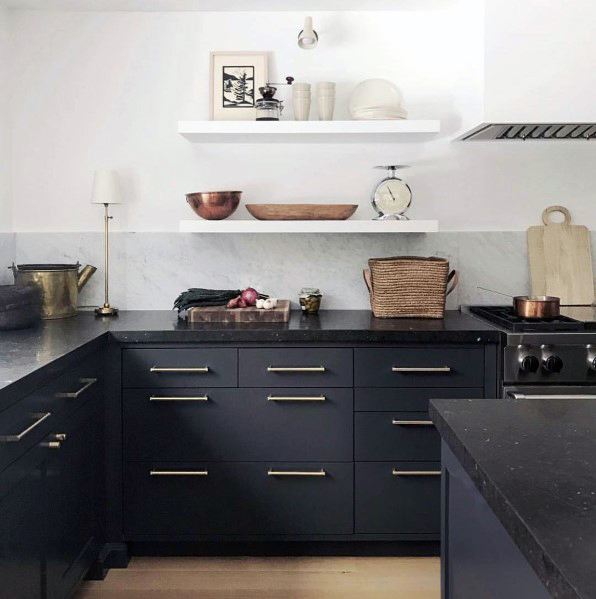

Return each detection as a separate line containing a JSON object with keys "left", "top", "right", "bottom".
{"left": 0, "top": 309, "right": 500, "bottom": 403}
{"left": 431, "top": 398, "right": 596, "bottom": 599}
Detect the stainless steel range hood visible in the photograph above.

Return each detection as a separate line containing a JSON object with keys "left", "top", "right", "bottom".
{"left": 461, "top": 123, "right": 596, "bottom": 141}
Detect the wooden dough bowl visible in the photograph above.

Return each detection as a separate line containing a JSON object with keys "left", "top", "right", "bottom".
{"left": 246, "top": 204, "right": 358, "bottom": 221}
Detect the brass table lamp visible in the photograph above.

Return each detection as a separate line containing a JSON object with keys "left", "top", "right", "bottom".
{"left": 91, "top": 170, "right": 121, "bottom": 316}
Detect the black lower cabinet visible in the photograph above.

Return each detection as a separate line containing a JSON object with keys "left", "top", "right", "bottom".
{"left": 0, "top": 445, "right": 45, "bottom": 599}
{"left": 45, "top": 398, "right": 103, "bottom": 599}
{"left": 0, "top": 352, "right": 104, "bottom": 599}
{"left": 355, "top": 462, "right": 441, "bottom": 535}
{"left": 125, "top": 462, "right": 353, "bottom": 537}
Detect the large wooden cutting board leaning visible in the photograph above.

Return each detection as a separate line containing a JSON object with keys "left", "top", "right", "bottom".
{"left": 186, "top": 300, "right": 290, "bottom": 323}
{"left": 527, "top": 205, "right": 595, "bottom": 305}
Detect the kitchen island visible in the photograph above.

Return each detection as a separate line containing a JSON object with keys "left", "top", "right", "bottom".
{"left": 431, "top": 398, "right": 596, "bottom": 599}
{"left": 0, "top": 310, "right": 501, "bottom": 599}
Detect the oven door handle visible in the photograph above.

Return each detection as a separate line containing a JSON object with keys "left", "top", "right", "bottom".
{"left": 508, "top": 393, "right": 596, "bottom": 400}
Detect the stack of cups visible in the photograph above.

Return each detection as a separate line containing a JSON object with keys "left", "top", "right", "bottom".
{"left": 317, "top": 82, "right": 336, "bottom": 120}
{"left": 292, "top": 82, "right": 311, "bottom": 121}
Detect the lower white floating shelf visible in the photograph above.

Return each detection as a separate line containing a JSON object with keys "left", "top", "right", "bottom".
{"left": 179, "top": 220, "right": 439, "bottom": 233}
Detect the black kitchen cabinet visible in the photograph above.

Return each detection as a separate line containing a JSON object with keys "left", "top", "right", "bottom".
{"left": 0, "top": 444, "right": 45, "bottom": 599}
{"left": 120, "top": 343, "right": 496, "bottom": 545}
{"left": 0, "top": 352, "right": 105, "bottom": 599}
{"left": 45, "top": 393, "right": 103, "bottom": 599}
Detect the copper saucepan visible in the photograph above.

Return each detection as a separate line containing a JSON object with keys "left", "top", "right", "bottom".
{"left": 478, "top": 287, "right": 560, "bottom": 319}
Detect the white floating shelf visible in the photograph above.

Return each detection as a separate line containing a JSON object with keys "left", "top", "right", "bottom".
{"left": 179, "top": 220, "right": 439, "bottom": 234}
{"left": 5, "top": 0, "right": 414, "bottom": 10}
{"left": 178, "top": 120, "right": 440, "bottom": 143}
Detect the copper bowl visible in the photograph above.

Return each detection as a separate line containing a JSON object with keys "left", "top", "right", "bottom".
{"left": 186, "top": 191, "right": 241, "bottom": 220}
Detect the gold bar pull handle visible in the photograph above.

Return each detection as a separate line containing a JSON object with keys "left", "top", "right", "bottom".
{"left": 42, "top": 441, "right": 62, "bottom": 450}
{"left": 56, "top": 377, "right": 97, "bottom": 398}
{"left": 268, "top": 469, "right": 326, "bottom": 477}
{"left": 150, "top": 470, "right": 208, "bottom": 477}
{"left": 392, "top": 367, "right": 451, "bottom": 373}
{"left": 150, "top": 366, "right": 209, "bottom": 373}
{"left": 268, "top": 395, "right": 326, "bottom": 402}
{"left": 267, "top": 366, "right": 326, "bottom": 373}
{"left": 0, "top": 412, "right": 52, "bottom": 443}
{"left": 392, "top": 469, "right": 441, "bottom": 477}
{"left": 392, "top": 419, "right": 434, "bottom": 426}
{"left": 149, "top": 396, "right": 209, "bottom": 402}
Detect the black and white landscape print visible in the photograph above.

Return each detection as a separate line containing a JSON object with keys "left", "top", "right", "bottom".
{"left": 222, "top": 66, "right": 255, "bottom": 108}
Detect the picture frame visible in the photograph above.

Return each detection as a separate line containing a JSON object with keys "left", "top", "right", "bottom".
{"left": 210, "top": 51, "right": 269, "bottom": 121}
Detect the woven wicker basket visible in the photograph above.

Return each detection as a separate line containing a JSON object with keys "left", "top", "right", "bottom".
{"left": 364, "top": 256, "right": 458, "bottom": 319}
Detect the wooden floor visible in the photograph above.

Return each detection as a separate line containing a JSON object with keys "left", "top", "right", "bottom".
{"left": 75, "top": 556, "right": 440, "bottom": 598}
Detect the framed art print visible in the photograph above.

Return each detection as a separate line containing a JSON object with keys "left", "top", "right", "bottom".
{"left": 210, "top": 52, "right": 268, "bottom": 120}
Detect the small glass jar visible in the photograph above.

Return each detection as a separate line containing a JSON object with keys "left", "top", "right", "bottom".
{"left": 299, "top": 287, "right": 322, "bottom": 314}
{"left": 255, "top": 98, "right": 283, "bottom": 121}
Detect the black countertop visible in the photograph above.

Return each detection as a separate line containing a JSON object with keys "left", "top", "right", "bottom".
{"left": 431, "top": 398, "right": 596, "bottom": 599}
{"left": 0, "top": 309, "right": 500, "bottom": 404}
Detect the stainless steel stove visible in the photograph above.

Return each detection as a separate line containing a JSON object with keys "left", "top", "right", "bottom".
{"left": 469, "top": 305, "right": 596, "bottom": 399}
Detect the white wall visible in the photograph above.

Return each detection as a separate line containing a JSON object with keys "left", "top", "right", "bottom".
{"left": 0, "top": 5, "right": 11, "bottom": 233}
{"left": 7, "top": 2, "right": 596, "bottom": 236}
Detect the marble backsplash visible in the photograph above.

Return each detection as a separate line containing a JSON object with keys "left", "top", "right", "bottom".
{"left": 3, "top": 231, "right": 573, "bottom": 311}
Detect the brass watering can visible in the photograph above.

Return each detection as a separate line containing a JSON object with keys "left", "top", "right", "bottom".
{"left": 10, "top": 263, "right": 96, "bottom": 319}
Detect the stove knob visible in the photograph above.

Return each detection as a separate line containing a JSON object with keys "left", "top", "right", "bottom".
{"left": 543, "top": 355, "right": 563, "bottom": 374}
{"left": 589, "top": 357, "right": 596, "bottom": 372}
{"left": 519, "top": 355, "right": 540, "bottom": 373}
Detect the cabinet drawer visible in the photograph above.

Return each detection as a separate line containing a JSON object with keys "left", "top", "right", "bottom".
{"left": 354, "top": 348, "right": 484, "bottom": 387}
{"left": 124, "top": 388, "right": 352, "bottom": 461}
{"left": 355, "top": 387, "right": 483, "bottom": 412}
{"left": 123, "top": 348, "right": 237, "bottom": 388}
{"left": 355, "top": 412, "right": 440, "bottom": 461}
{"left": 0, "top": 355, "right": 101, "bottom": 474}
{"left": 239, "top": 349, "right": 352, "bottom": 387}
{"left": 355, "top": 462, "right": 440, "bottom": 534}
{"left": 125, "top": 461, "right": 353, "bottom": 536}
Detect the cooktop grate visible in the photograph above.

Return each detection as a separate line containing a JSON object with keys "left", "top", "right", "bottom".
{"left": 469, "top": 305, "right": 585, "bottom": 332}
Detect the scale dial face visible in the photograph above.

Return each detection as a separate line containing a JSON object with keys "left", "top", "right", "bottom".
{"left": 372, "top": 177, "right": 412, "bottom": 217}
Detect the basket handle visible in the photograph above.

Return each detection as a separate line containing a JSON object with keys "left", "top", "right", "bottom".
{"left": 363, "top": 269, "right": 372, "bottom": 294}
{"left": 446, "top": 270, "right": 459, "bottom": 296}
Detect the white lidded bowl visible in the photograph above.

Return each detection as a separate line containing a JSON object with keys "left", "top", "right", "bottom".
{"left": 349, "top": 78, "right": 406, "bottom": 120}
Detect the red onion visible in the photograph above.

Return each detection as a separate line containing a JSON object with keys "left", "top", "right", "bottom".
{"left": 241, "top": 287, "right": 258, "bottom": 306}
{"left": 227, "top": 296, "right": 241, "bottom": 309}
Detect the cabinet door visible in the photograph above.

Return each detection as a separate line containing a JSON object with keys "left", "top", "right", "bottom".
{"left": 0, "top": 447, "right": 44, "bottom": 599}
{"left": 45, "top": 397, "right": 103, "bottom": 599}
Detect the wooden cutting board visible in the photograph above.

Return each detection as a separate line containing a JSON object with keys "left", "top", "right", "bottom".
{"left": 528, "top": 205, "right": 595, "bottom": 305}
{"left": 186, "top": 300, "right": 290, "bottom": 323}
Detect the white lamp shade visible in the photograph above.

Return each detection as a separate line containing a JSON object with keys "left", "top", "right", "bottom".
{"left": 91, "top": 170, "right": 122, "bottom": 204}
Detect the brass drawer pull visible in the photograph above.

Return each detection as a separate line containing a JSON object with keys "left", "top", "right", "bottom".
{"left": 0, "top": 412, "right": 52, "bottom": 443}
{"left": 268, "top": 469, "right": 326, "bottom": 477}
{"left": 150, "top": 470, "right": 208, "bottom": 477}
{"left": 267, "top": 366, "right": 326, "bottom": 373}
{"left": 149, "top": 396, "right": 209, "bottom": 402}
{"left": 392, "top": 367, "right": 451, "bottom": 373}
{"left": 392, "top": 419, "right": 434, "bottom": 426}
{"left": 150, "top": 366, "right": 209, "bottom": 373}
{"left": 392, "top": 469, "right": 441, "bottom": 477}
{"left": 56, "top": 377, "right": 97, "bottom": 399}
{"left": 42, "top": 441, "right": 62, "bottom": 450}
{"left": 268, "top": 395, "right": 326, "bottom": 402}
